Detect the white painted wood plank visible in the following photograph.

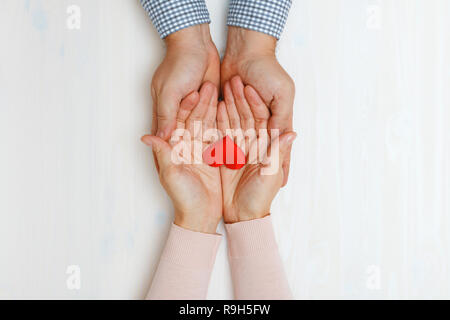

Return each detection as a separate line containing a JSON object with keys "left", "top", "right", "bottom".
{"left": 0, "top": 0, "right": 448, "bottom": 299}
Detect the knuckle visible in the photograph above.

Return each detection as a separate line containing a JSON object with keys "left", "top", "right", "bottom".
{"left": 156, "top": 114, "right": 173, "bottom": 122}
{"left": 254, "top": 118, "right": 268, "bottom": 126}
{"left": 239, "top": 114, "right": 254, "bottom": 125}
{"left": 230, "top": 119, "right": 241, "bottom": 127}
{"left": 188, "top": 114, "right": 203, "bottom": 121}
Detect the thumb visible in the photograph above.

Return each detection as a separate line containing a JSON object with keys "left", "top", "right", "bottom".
{"left": 141, "top": 135, "right": 173, "bottom": 170}
{"left": 155, "top": 93, "right": 180, "bottom": 140}
{"left": 277, "top": 132, "right": 297, "bottom": 165}
{"left": 268, "top": 89, "right": 294, "bottom": 135}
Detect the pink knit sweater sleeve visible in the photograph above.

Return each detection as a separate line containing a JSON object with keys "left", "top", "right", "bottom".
{"left": 146, "top": 216, "right": 291, "bottom": 300}
{"left": 225, "top": 216, "right": 292, "bottom": 300}
{"left": 146, "top": 224, "right": 221, "bottom": 300}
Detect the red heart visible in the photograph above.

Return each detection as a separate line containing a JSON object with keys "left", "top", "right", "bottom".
{"left": 203, "top": 136, "right": 246, "bottom": 170}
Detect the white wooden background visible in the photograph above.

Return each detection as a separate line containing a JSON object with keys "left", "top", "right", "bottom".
{"left": 0, "top": 0, "right": 449, "bottom": 299}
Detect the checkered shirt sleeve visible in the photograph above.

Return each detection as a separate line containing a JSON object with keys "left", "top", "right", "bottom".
{"left": 141, "top": 0, "right": 211, "bottom": 39}
{"left": 227, "top": 0, "right": 292, "bottom": 40}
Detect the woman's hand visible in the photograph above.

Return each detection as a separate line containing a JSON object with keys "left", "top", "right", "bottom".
{"left": 142, "top": 82, "right": 222, "bottom": 234}
{"left": 218, "top": 76, "right": 297, "bottom": 224}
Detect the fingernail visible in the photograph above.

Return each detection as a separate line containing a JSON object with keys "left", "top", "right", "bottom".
{"left": 157, "top": 130, "right": 165, "bottom": 139}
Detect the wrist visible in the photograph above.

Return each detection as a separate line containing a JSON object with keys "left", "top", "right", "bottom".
{"left": 224, "top": 210, "right": 270, "bottom": 225}
{"left": 224, "top": 26, "right": 277, "bottom": 60}
{"left": 165, "top": 24, "right": 214, "bottom": 52}
{"left": 174, "top": 210, "right": 220, "bottom": 234}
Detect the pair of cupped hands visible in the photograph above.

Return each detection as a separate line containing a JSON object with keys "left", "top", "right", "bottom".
{"left": 141, "top": 25, "right": 296, "bottom": 234}
{"left": 142, "top": 76, "right": 296, "bottom": 234}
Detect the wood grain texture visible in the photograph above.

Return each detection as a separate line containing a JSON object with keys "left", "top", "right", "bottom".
{"left": 0, "top": 0, "right": 448, "bottom": 299}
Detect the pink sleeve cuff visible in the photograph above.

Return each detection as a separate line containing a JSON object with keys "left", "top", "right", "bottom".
{"left": 225, "top": 215, "right": 278, "bottom": 258}
{"left": 159, "top": 224, "right": 221, "bottom": 269}
{"left": 146, "top": 224, "right": 221, "bottom": 300}
{"left": 225, "top": 216, "right": 292, "bottom": 300}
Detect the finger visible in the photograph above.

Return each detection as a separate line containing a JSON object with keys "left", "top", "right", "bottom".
{"left": 151, "top": 88, "right": 159, "bottom": 172}
{"left": 230, "top": 76, "right": 254, "bottom": 131}
{"left": 202, "top": 91, "right": 219, "bottom": 151}
{"left": 244, "top": 85, "right": 270, "bottom": 135}
{"left": 223, "top": 81, "right": 241, "bottom": 130}
{"left": 247, "top": 127, "right": 264, "bottom": 165}
{"left": 268, "top": 92, "right": 294, "bottom": 185}
{"left": 187, "top": 82, "right": 215, "bottom": 136}
{"left": 224, "top": 81, "right": 245, "bottom": 150}
{"left": 151, "top": 87, "right": 158, "bottom": 135}
{"left": 278, "top": 133, "right": 297, "bottom": 164}
{"left": 268, "top": 94, "right": 294, "bottom": 136}
{"left": 141, "top": 135, "right": 173, "bottom": 171}
{"left": 262, "top": 132, "right": 296, "bottom": 177}
{"left": 266, "top": 132, "right": 297, "bottom": 163}
{"left": 155, "top": 91, "right": 180, "bottom": 140}
{"left": 281, "top": 145, "right": 292, "bottom": 187}
{"left": 203, "top": 87, "right": 218, "bottom": 131}
{"left": 217, "top": 101, "right": 230, "bottom": 136}
{"left": 176, "top": 91, "right": 200, "bottom": 130}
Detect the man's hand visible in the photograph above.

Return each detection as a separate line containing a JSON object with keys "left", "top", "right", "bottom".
{"left": 221, "top": 27, "right": 295, "bottom": 186}
{"left": 142, "top": 82, "right": 222, "bottom": 234}
{"left": 152, "top": 24, "right": 220, "bottom": 139}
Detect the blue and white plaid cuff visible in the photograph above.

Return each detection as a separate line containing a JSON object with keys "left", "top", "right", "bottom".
{"left": 227, "top": 0, "right": 292, "bottom": 40}
{"left": 141, "top": 0, "right": 211, "bottom": 39}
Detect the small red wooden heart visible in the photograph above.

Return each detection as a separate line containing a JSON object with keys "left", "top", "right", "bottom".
{"left": 203, "top": 136, "right": 246, "bottom": 170}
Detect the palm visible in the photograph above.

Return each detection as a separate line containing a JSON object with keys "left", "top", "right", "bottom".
{"left": 222, "top": 56, "right": 276, "bottom": 104}
{"left": 174, "top": 46, "right": 220, "bottom": 97}
{"left": 156, "top": 41, "right": 220, "bottom": 93}
{"left": 162, "top": 154, "right": 222, "bottom": 220}
{"left": 221, "top": 162, "right": 278, "bottom": 223}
